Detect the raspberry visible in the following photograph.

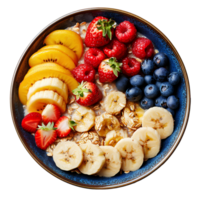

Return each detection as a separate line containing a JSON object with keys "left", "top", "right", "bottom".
{"left": 132, "top": 38, "right": 154, "bottom": 59}
{"left": 115, "top": 21, "right": 137, "bottom": 43}
{"left": 84, "top": 48, "right": 106, "bottom": 68}
{"left": 72, "top": 64, "right": 95, "bottom": 83}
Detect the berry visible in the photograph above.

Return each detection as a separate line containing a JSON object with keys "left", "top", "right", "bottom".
{"left": 126, "top": 87, "right": 143, "bottom": 102}
{"left": 153, "top": 53, "right": 169, "bottom": 67}
{"left": 132, "top": 38, "right": 154, "bottom": 59}
{"left": 72, "top": 64, "right": 95, "bottom": 83}
{"left": 84, "top": 48, "right": 106, "bottom": 68}
{"left": 155, "top": 96, "right": 168, "bottom": 108}
{"left": 156, "top": 81, "right": 162, "bottom": 89}
{"left": 130, "top": 75, "right": 145, "bottom": 87}
{"left": 144, "top": 84, "right": 159, "bottom": 99}
{"left": 121, "top": 57, "right": 140, "bottom": 77}
{"left": 160, "top": 82, "right": 174, "bottom": 97}
{"left": 141, "top": 59, "right": 155, "bottom": 75}
{"left": 153, "top": 67, "right": 169, "bottom": 82}
{"left": 103, "top": 39, "right": 127, "bottom": 60}
{"left": 168, "top": 72, "right": 181, "bottom": 85}
{"left": 144, "top": 75, "right": 155, "bottom": 84}
{"left": 140, "top": 97, "right": 154, "bottom": 109}
{"left": 167, "top": 95, "right": 179, "bottom": 109}
{"left": 85, "top": 17, "right": 115, "bottom": 47}
{"left": 167, "top": 108, "right": 175, "bottom": 117}
{"left": 21, "top": 112, "right": 42, "bottom": 133}
{"left": 115, "top": 21, "right": 137, "bottom": 43}
{"left": 116, "top": 75, "right": 130, "bottom": 93}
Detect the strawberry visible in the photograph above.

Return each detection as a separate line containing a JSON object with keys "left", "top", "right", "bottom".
{"left": 72, "top": 82, "right": 103, "bottom": 106}
{"left": 85, "top": 16, "right": 115, "bottom": 47}
{"left": 35, "top": 122, "right": 57, "bottom": 150}
{"left": 42, "top": 104, "right": 61, "bottom": 125}
{"left": 21, "top": 112, "right": 42, "bottom": 133}
{"left": 84, "top": 48, "right": 106, "bottom": 68}
{"left": 103, "top": 39, "right": 127, "bottom": 60}
{"left": 98, "top": 58, "right": 122, "bottom": 83}
{"left": 54, "top": 116, "right": 76, "bottom": 138}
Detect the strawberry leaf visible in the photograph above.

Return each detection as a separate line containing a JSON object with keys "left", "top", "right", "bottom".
{"left": 106, "top": 57, "right": 122, "bottom": 77}
{"left": 38, "top": 122, "right": 57, "bottom": 131}
{"left": 72, "top": 82, "right": 90, "bottom": 100}
{"left": 69, "top": 120, "right": 77, "bottom": 131}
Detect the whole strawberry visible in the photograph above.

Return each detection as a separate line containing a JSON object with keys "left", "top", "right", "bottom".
{"left": 98, "top": 58, "right": 122, "bottom": 83}
{"left": 72, "top": 82, "right": 103, "bottom": 106}
{"left": 85, "top": 16, "right": 115, "bottom": 47}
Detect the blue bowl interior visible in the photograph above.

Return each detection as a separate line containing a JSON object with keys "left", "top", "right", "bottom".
{"left": 12, "top": 10, "right": 186, "bottom": 187}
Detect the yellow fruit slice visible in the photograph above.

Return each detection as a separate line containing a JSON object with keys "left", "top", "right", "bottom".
{"left": 38, "top": 45, "right": 78, "bottom": 65}
{"left": 19, "top": 65, "right": 79, "bottom": 105}
{"left": 43, "top": 30, "right": 84, "bottom": 60}
{"left": 29, "top": 49, "right": 76, "bottom": 70}
{"left": 27, "top": 90, "right": 66, "bottom": 114}
{"left": 27, "top": 78, "right": 68, "bottom": 103}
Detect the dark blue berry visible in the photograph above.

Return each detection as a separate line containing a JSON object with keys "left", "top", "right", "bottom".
{"left": 130, "top": 75, "right": 145, "bottom": 87}
{"left": 156, "top": 81, "right": 162, "bottom": 89}
{"left": 126, "top": 87, "right": 143, "bottom": 102}
{"left": 144, "top": 75, "right": 155, "bottom": 84}
{"left": 155, "top": 96, "right": 168, "bottom": 108}
{"left": 153, "top": 53, "right": 169, "bottom": 67}
{"left": 140, "top": 97, "right": 154, "bottom": 109}
{"left": 116, "top": 75, "right": 130, "bottom": 93}
{"left": 168, "top": 72, "right": 181, "bottom": 85}
{"left": 153, "top": 67, "right": 169, "bottom": 82}
{"left": 144, "top": 84, "right": 159, "bottom": 99}
{"left": 160, "top": 82, "right": 174, "bottom": 97}
{"left": 167, "top": 95, "right": 179, "bottom": 109}
{"left": 141, "top": 59, "right": 155, "bottom": 75}
{"left": 167, "top": 108, "right": 175, "bottom": 117}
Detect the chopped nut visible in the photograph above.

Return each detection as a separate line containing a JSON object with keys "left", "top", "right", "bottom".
{"left": 135, "top": 58, "right": 143, "bottom": 63}
{"left": 154, "top": 49, "right": 159, "bottom": 54}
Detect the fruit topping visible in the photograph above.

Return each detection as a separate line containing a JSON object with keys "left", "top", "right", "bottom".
{"left": 126, "top": 87, "right": 143, "bottom": 102}
{"left": 159, "top": 82, "right": 174, "bottom": 97}
{"left": 141, "top": 59, "right": 155, "bottom": 75}
{"left": 130, "top": 74, "right": 145, "bottom": 87}
{"left": 144, "top": 84, "right": 159, "bottom": 99}
{"left": 153, "top": 67, "right": 169, "bottom": 82}
{"left": 155, "top": 96, "right": 168, "bottom": 108}
{"left": 115, "top": 75, "right": 130, "bottom": 93}
{"left": 167, "top": 95, "right": 179, "bottom": 109}
{"left": 140, "top": 97, "right": 154, "bottom": 109}
{"left": 153, "top": 53, "right": 169, "bottom": 67}
{"left": 168, "top": 72, "right": 181, "bottom": 85}
{"left": 144, "top": 75, "right": 155, "bottom": 84}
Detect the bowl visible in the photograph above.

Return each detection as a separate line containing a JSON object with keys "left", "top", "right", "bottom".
{"left": 10, "top": 7, "right": 191, "bottom": 189}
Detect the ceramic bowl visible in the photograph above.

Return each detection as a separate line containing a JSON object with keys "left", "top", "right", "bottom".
{"left": 10, "top": 7, "right": 190, "bottom": 189}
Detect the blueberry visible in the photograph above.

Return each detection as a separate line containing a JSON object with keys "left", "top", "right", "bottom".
{"left": 167, "top": 108, "right": 175, "bottom": 117}
{"left": 140, "top": 97, "right": 154, "bottom": 109}
{"left": 141, "top": 59, "right": 155, "bottom": 75}
{"left": 155, "top": 96, "right": 168, "bottom": 108}
{"left": 167, "top": 95, "right": 179, "bottom": 109}
{"left": 168, "top": 72, "right": 181, "bottom": 85}
{"left": 130, "top": 75, "right": 145, "bottom": 87}
{"left": 126, "top": 87, "right": 143, "bottom": 102}
{"left": 160, "top": 82, "right": 174, "bottom": 97}
{"left": 153, "top": 53, "right": 169, "bottom": 67}
{"left": 153, "top": 67, "right": 169, "bottom": 82}
{"left": 144, "top": 84, "right": 159, "bottom": 99}
{"left": 156, "top": 81, "right": 162, "bottom": 88}
{"left": 144, "top": 75, "right": 155, "bottom": 84}
{"left": 116, "top": 75, "right": 129, "bottom": 93}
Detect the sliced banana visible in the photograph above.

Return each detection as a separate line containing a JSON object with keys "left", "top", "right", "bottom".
{"left": 131, "top": 127, "right": 161, "bottom": 160}
{"left": 53, "top": 141, "right": 83, "bottom": 171}
{"left": 78, "top": 141, "right": 105, "bottom": 175}
{"left": 121, "top": 101, "right": 145, "bottom": 130}
{"left": 105, "top": 129, "right": 128, "bottom": 147}
{"left": 97, "top": 146, "right": 121, "bottom": 177}
{"left": 72, "top": 106, "right": 95, "bottom": 132}
{"left": 95, "top": 113, "right": 120, "bottom": 137}
{"left": 142, "top": 107, "right": 174, "bottom": 139}
{"left": 115, "top": 138, "right": 144, "bottom": 172}
{"left": 104, "top": 91, "right": 126, "bottom": 115}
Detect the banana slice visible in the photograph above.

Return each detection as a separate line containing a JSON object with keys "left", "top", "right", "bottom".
{"left": 53, "top": 141, "right": 83, "bottom": 171}
{"left": 72, "top": 106, "right": 95, "bottom": 132}
{"left": 121, "top": 102, "right": 145, "bottom": 130}
{"left": 142, "top": 107, "right": 174, "bottom": 139}
{"left": 115, "top": 138, "right": 144, "bottom": 172}
{"left": 105, "top": 129, "right": 128, "bottom": 147}
{"left": 78, "top": 141, "right": 105, "bottom": 175}
{"left": 95, "top": 113, "right": 120, "bottom": 137}
{"left": 104, "top": 91, "right": 126, "bottom": 115}
{"left": 97, "top": 146, "right": 121, "bottom": 177}
{"left": 131, "top": 127, "right": 161, "bottom": 160}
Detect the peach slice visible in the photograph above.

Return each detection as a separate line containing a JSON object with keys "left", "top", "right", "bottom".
{"left": 29, "top": 49, "right": 76, "bottom": 71}
{"left": 43, "top": 30, "right": 84, "bottom": 60}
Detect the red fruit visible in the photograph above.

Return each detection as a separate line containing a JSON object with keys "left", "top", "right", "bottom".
{"left": 98, "top": 58, "right": 122, "bottom": 83}
{"left": 115, "top": 21, "right": 137, "bottom": 43}
{"left": 54, "top": 116, "right": 76, "bottom": 138}
{"left": 132, "top": 37, "right": 154, "bottom": 59}
{"left": 72, "top": 82, "right": 102, "bottom": 106}
{"left": 85, "top": 16, "right": 115, "bottom": 47}
{"left": 121, "top": 57, "right": 141, "bottom": 77}
{"left": 42, "top": 104, "right": 61, "bottom": 125}
{"left": 21, "top": 112, "right": 42, "bottom": 133}
{"left": 84, "top": 48, "right": 106, "bottom": 68}
{"left": 35, "top": 122, "right": 57, "bottom": 150}
{"left": 103, "top": 39, "right": 127, "bottom": 60}
{"left": 72, "top": 64, "right": 95, "bottom": 83}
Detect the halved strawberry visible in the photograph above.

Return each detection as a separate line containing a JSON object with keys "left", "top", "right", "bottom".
{"left": 35, "top": 122, "right": 57, "bottom": 150}
{"left": 21, "top": 112, "right": 42, "bottom": 133}
{"left": 42, "top": 104, "right": 61, "bottom": 125}
{"left": 54, "top": 116, "right": 76, "bottom": 138}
